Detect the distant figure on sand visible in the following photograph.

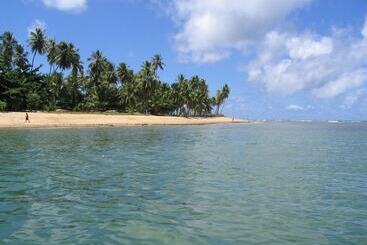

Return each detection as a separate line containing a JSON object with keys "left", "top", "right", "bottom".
{"left": 25, "top": 112, "right": 30, "bottom": 123}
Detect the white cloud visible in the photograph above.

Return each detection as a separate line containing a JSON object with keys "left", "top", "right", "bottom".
{"left": 286, "top": 104, "right": 304, "bottom": 111}
{"left": 339, "top": 88, "right": 367, "bottom": 109}
{"left": 247, "top": 20, "right": 367, "bottom": 99}
{"left": 169, "top": 0, "right": 311, "bottom": 63}
{"left": 28, "top": 19, "right": 46, "bottom": 34}
{"left": 312, "top": 70, "right": 367, "bottom": 98}
{"left": 39, "top": 0, "right": 87, "bottom": 12}
{"left": 286, "top": 36, "right": 333, "bottom": 60}
{"left": 163, "top": 1, "right": 367, "bottom": 102}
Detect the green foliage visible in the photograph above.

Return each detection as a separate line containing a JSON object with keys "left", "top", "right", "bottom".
{"left": 214, "top": 84, "right": 230, "bottom": 115}
{"left": 0, "top": 32, "right": 17, "bottom": 68}
{"left": 27, "top": 92, "right": 42, "bottom": 110}
{"left": 28, "top": 28, "right": 47, "bottom": 68}
{"left": 0, "top": 100, "right": 6, "bottom": 111}
{"left": 44, "top": 103, "right": 56, "bottom": 112}
{"left": 0, "top": 30, "right": 231, "bottom": 116}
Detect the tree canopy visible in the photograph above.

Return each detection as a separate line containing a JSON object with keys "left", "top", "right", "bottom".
{"left": 0, "top": 30, "right": 230, "bottom": 115}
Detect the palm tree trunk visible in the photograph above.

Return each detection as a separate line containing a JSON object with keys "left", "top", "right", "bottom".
{"left": 31, "top": 51, "right": 36, "bottom": 69}
{"left": 220, "top": 103, "right": 225, "bottom": 115}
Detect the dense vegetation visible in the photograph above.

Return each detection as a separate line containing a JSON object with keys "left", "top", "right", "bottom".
{"left": 0, "top": 29, "right": 230, "bottom": 116}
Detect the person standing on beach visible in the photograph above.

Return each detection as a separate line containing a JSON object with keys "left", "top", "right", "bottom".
{"left": 25, "top": 112, "right": 30, "bottom": 123}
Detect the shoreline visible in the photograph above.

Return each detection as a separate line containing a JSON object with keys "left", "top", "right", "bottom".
{"left": 0, "top": 112, "right": 249, "bottom": 129}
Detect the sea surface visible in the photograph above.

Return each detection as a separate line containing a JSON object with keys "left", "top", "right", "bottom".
{"left": 0, "top": 122, "right": 367, "bottom": 244}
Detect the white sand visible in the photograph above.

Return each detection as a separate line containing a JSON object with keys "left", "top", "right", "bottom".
{"left": 0, "top": 112, "right": 248, "bottom": 128}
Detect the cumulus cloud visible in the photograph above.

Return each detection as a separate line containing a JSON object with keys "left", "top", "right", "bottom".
{"left": 164, "top": 0, "right": 367, "bottom": 105}
{"left": 39, "top": 0, "right": 87, "bottom": 12}
{"left": 312, "top": 70, "right": 367, "bottom": 98}
{"left": 286, "top": 104, "right": 304, "bottom": 111}
{"left": 286, "top": 36, "right": 333, "bottom": 60}
{"left": 247, "top": 19, "right": 367, "bottom": 99}
{"left": 169, "top": 0, "right": 311, "bottom": 63}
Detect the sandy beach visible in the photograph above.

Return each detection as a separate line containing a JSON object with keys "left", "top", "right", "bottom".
{"left": 0, "top": 112, "right": 248, "bottom": 128}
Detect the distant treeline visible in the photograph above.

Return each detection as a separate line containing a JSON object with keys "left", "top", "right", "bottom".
{"left": 0, "top": 29, "right": 230, "bottom": 116}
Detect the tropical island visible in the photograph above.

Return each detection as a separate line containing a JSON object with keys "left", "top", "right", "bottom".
{"left": 0, "top": 28, "right": 245, "bottom": 127}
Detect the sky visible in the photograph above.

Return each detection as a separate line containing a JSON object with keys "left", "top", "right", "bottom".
{"left": 1, "top": 0, "right": 367, "bottom": 120}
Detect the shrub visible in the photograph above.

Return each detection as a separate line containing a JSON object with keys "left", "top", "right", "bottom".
{"left": 0, "top": 100, "right": 7, "bottom": 111}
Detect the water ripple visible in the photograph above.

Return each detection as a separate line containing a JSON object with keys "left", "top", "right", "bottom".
{"left": 0, "top": 123, "right": 367, "bottom": 244}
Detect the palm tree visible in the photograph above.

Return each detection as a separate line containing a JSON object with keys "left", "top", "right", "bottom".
{"left": 55, "top": 42, "right": 81, "bottom": 72}
{"left": 120, "top": 80, "right": 141, "bottom": 112}
{"left": 151, "top": 54, "right": 164, "bottom": 76}
{"left": 214, "top": 89, "right": 223, "bottom": 115}
{"left": 55, "top": 42, "right": 69, "bottom": 71}
{"left": 150, "top": 82, "right": 172, "bottom": 115}
{"left": 214, "top": 84, "right": 230, "bottom": 115}
{"left": 103, "top": 60, "right": 116, "bottom": 84}
{"left": 28, "top": 28, "right": 47, "bottom": 68}
{"left": 70, "top": 48, "right": 83, "bottom": 76}
{"left": 87, "top": 50, "right": 120, "bottom": 110}
{"left": 219, "top": 84, "right": 230, "bottom": 114}
{"left": 171, "top": 74, "right": 189, "bottom": 116}
{"left": 48, "top": 72, "right": 64, "bottom": 106}
{"left": 50, "top": 41, "right": 82, "bottom": 107}
{"left": 64, "top": 72, "right": 84, "bottom": 109}
{"left": 137, "top": 61, "right": 158, "bottom": 114}
{"left": 0, "top": 32, "right": 17, "bottom": 67}
{"left": 116, "top": 62, "right": 134, "bottom": 85}
{"left": 87, "top": 50, "right": 108, "bottom": 85}
{"left": 46, "top": 39, "right": 58, "bottom": 75}
{"left": 184, "top": 76, "right": 212, "bottom": 116}
{"left": 13, "top": 44, "right": 29, "bottom": 70}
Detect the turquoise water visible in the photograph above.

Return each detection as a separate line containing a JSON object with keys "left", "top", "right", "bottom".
{"left": 0, "top": 122, "right": 367, "bottom": 244}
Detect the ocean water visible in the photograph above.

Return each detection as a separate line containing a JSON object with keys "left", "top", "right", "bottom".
{"left": 0, "top": 122, "right": 367, "bottom": 244}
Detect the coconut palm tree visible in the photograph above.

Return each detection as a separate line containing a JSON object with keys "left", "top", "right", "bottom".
{"left": 214, "top": 89, "right": 223, "bottom": 115}
{"left": 50, "top": 42, "right": 82, "bottom": 107}
{"left": 70, "top": 48, "right": 83, "bottom": 76}
{"left": 151, "top": 54, "right": 164, "bottom": 76}
{"left": 46, "top": 39, "right": 58, "bottom": 75}
{"left": 88, "top": 50, "right": 108, "bottom": 85}
{"left": 0, "top": 32, "right": 17, "bottom": 67}
{"left": 55, "top": 42, "right": 81, "bottom": 72}
{"left": 54, "top": 41, "right": 69, "bottom": 71}
{"left": 116, "top": 62, "right": 134, "bottom": 85}
{"left": 87, "top": 51, "right": 120, "bottom": 110}
{"left": 214, "top": 84, "right": 230, "bottom": 115}
{"left": 63, "top": 72, "right": 84, "bottom": 109}
{"left": 28, "top": 28, "right": 47, "bottom": 68}
{"left": 219, "top": 84, "right": 230, "bottom": 114}
{"left": 120, "top": 79, "right": 141, "bottom": 111}
{"left": 150, "top": 82, "right": 172, "bottom": 115}
{"left": 137, "top": 61, "right": 158, "bottom": 114}
{"left": 171, "top": 74, "right": 189, "bottom": 116}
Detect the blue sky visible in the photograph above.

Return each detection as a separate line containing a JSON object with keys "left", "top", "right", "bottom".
{"left": 1, "top": 0, "right": 367, "bottom": 120}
